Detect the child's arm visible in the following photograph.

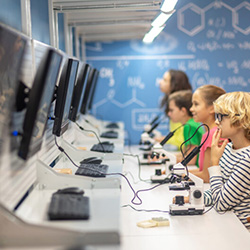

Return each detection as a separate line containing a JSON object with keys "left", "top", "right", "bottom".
{"left": 189, "top": 147, "right": 211, "bottom": 183}
{"left": 209, "top": 129, "right": 250, "bottom": 210}
{"left": 209, "top": 160, "right": 250, "bottom": 211}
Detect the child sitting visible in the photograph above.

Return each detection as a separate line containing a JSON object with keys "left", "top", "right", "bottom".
{"left": 204, "top": 91, "right": 250, "bottom": 230}
{"left": 189, "top": 85, "right": 226, "bottom": 182}
{"left": 167, "top": 90, "right": 204, "bottom": 166}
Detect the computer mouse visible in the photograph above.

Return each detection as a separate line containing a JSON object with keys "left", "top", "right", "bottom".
{"left": 107, "top": 130, "right": 115, "bottom": 133}
{"left": 56, "top": 187, "right": 84, "bottom": 195}
{"left": 80, "top": 157, "right": 102, "bottom": 164}
{"left": 106, "top": 123, "right": 119, "bottom": 129}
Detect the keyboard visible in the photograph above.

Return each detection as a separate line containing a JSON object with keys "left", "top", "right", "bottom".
{"left": 106, "top": 122, "right": 119, "bottom": 129}
{"left": 75, "top": 163, "right": 109, "bottom": 177}
{"left": 48, "top": 193, "right": 90, "bottom": 220}
{"left": 100, "top": 131, "right": 118, "bottom": 139}
{"left": 91, "top": 143, "right": 114, "bottom": 153}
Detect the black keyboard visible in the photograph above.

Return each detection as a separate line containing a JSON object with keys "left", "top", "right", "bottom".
{"left": 48, "top": 193, "right": 90, "bottom": 220}
{"left": 106, "top": 123, "right": 119, "bottom": 129}
{"left": 100, "top": 131, "right": 118, "bottom": 139}
{"left": 91, "top": 143, "right": 114, "bottom": 153}
{"left": 75, "top": 163, "right": 109, "bottom": 177}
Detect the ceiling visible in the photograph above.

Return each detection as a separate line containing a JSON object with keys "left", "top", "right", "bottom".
{"left": 52, "top": 0, "right": 162, "bottom": 42}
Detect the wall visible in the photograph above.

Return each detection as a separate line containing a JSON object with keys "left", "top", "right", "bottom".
{"left": 86, "top": 0, "right": 250, "bottom": 144}
{"left": 0, "top": 0, "right": 66, "bottom": 51}
{"left": 0, "top": 0, "right": 21, "bottom": 31}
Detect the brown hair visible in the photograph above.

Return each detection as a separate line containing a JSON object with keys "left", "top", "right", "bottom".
{"left": 161, "top": 69, "right": 192, "bottom": 108}
{"left": 197, "top": 84, "right": 226, "bottom": 106}
{"left": 168, "top": 90, "right": 193, "bottom": 117}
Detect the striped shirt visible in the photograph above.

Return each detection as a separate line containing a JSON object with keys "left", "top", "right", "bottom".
{"left": 204, "top": 142, "right": 250, "bottom": 230}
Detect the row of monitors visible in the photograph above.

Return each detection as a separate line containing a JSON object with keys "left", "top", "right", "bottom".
{"left": 0, "top": 24, "right": 99, "bottom": 161}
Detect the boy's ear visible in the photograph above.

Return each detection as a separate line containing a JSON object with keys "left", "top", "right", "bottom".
{"left": 180, "top": 107, "right": 188, "bottom": 115}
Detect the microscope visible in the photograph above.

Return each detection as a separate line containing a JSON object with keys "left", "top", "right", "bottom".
{"left": 151, "top": 124, "right": 207, "bottom": 215}
{"left": 139, "top": 116, "right": 164, "bottom": 164}
{"left": 149, "top": 130, "right": 177, "bottom": 182}
{"left": 168, "top": 145, "right": 205, "bottom": 215}
{"left": 169, "top": 163, "right": 204, "bottom": 215}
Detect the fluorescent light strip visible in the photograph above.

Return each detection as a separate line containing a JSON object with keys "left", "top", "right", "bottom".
{"left": 161, "top": 0, "right": 178, "bottom": 13}
{"left": 151, "top": 11, "right": 174, "bottom": 27}
{"left": 143, "top": 26, "right": 165, "bottom": 43}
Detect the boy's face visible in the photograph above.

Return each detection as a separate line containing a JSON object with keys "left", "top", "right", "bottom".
{"left": 215, "top": 114, "right": 240, "bottom": 139}
{"left": 167, "top": 100, "right": 183, "bottom": 123}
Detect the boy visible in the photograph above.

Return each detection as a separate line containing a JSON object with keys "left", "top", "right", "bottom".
{"left": 167, "top": 90, "right": 204, "bottom": 166}
{"left": 204, "top": 92, "right": 250, "bottom": 230}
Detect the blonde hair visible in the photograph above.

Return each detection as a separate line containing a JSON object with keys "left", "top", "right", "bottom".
{"left": 196, "top": 84, "right": 226, "bottom": 106}
{"left": 214, "top": 92, "right": 250, "bottom": 140}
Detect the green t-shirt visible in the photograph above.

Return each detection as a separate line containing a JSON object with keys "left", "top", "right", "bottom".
{"left": 183, "top": 118, "right": 205, "bottom": 166}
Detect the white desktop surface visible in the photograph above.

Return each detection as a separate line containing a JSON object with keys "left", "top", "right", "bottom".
{"left": 16, "top": 188, "right": 120, "bottom": 233}
{"left": 120, "top": 146, "right": 250, "bottom": 250}
{"left": 72, "top": 129, "right": 124, "bottom": 154}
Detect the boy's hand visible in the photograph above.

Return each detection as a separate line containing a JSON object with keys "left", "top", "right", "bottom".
{"left": 211, "top": 128, "right": 228, "bottom": 166}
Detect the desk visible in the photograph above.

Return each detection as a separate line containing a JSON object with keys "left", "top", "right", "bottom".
{"left": 120, "top": 146, "right": 250, "bottom": 250}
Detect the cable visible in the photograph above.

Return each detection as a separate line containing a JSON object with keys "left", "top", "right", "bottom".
{"left": 121, "top": 204, "right": 169, "bottom": 214}
{"left": 180, "top": 124, "right": 209, "bottom": 158}
{"left": 83, "top": 118, "right": 100, "bottom": 133}
{"left": 179, "top": 124, "right": 210, "bottom": 178}
{"left": 123, "top": 153, "right": 151, "bottom": 183}
{"left": 180, "top": 123, "right": 192, "bottom": 159}
{"left": 54, "top": 137, "right": 80, "bottom": 169}
{"left": 202, "top": 202, "right": 217, "bottom": 214}
{"left": 124, "top": 129, "right": 132, "bottom": 154}
{"left": 75, "top": 122, "right": 106, "bottom": 152}
{"left": 54, "top": 139, "right": 168, "bottom": 206}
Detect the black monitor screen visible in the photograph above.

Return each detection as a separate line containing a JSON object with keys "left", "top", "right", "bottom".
{"left": 88, "top": 69, "right": 99, "bottom": 111}
{"left": 0, "top": 24, "right": 26, "bottom": 157}
{"left": 68, "top": 63, "right": 89, "bottom": 122}
{"left": 17, "top": 48, "right": 63, "bottom": 160}
{"left": 80, "top": 67, "right": 97, "bottom": 115}
{"left": 53, "top": 58, "right": 79, "bottom": 136}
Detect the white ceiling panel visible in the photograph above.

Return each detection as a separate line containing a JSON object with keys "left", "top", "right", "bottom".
{"left": 52, "top": 0, "right": 162, "bottom": 42}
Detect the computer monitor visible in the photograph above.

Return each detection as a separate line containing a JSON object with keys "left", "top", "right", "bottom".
{"left": 0, "top": 24, "right": 27, "bottom": 157}
{"left": 17, "top": 48, "right": 63, "bottom": 160}
{"left": 80, "top": 67, "right": 97, "bottom": 115}
{"left": 88, "top": 69, "right": 99, "bottom": 111}
{"left": 68, "top": 63, "right": 90, "bottom": 122}
{"left": 52, "top": 58, "right": 79, "bottom": 136}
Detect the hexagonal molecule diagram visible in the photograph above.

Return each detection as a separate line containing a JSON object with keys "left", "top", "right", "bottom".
{"left": 178, "top": 3, "right": 205, "bottom": 36}
{"left": 233, "top": 2, "right": 250, "bottom": 35}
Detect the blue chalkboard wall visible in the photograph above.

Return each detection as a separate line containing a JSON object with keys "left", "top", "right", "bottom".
{"left": 86, "top": 0, "right": 250, "bottom": 144}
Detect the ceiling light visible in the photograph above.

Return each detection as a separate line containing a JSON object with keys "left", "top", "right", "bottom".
{"left": 161, "top": 0, "right": 178, "bottom": 13}
{"left": 142, "top": 26, "right": 165, "bottom": 43}
{"left": 151, "top": 10, "right": 175, "bottom": 27}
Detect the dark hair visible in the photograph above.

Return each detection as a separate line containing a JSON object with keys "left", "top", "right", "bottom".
{"left": 167, "top": 90, "right": 193, "bottom": 116}
{"left": 160, "top": 69, "right": 192, "bottom": 108}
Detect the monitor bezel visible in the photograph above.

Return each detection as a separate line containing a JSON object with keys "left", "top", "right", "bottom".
{"left": 87, "top": 69, "right": 99, "bottom": 111}
{"left": 68, "top": 63, "right": 90, "bottom": 122}
{"left": 80, "top": 67, "right": 96, "bottom": 115}
{"left": 18, "top": 48, "right": 63, "bottom": 160}
{"left": 52, "top": 58, "right": 79, "bottom": 136}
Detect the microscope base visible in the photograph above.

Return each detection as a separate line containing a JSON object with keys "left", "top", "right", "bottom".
{"left": 151, "top": 174, "right": 169, "bottom": 183}
{"left": 169, "top": 205, "right": 204, "bottom": 215}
